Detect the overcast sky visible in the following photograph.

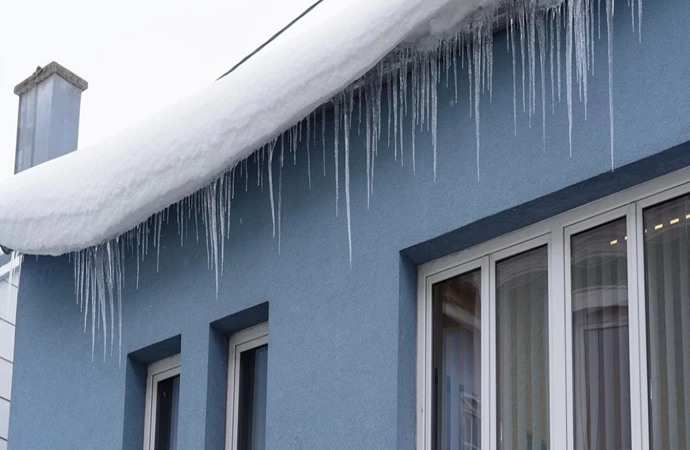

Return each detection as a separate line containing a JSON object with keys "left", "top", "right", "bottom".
{"left": 0, "top": 0, "right": 315, "bottom": 181}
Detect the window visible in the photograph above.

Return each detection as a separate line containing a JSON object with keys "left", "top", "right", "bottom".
{"left": 496, "top": 246, "right": 549, "bottom": 450}
{"left": 569, "top": 219, "right": 631, "bottom": 450}
{"left": 225, "top": 323, "right": 268, "bottom": 450}
{"left": 642, "top": 195, "right": 690, "bottom": 450}
{"left": 143, "top": 354, "right": 180, "bottom": 450}
{"left": 417, "top": 168, "right": 690, "bottom": 450}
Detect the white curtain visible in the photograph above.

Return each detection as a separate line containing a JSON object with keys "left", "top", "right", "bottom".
{"left": 496, "top": 246, "right": 549, "bottom": 450}
{"left": 571, "top": 219, "right": 631, "bottom": 450}
{"left": 644, "top": 196, "right": 690, "bottom": 450}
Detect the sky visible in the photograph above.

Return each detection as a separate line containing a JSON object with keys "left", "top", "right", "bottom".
{"left": 0, "top": 0, "right": 315, "bottom": 181}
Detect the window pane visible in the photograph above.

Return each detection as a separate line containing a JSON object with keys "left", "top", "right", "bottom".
{"left": 433, "top": 269, "right": 482, "bottom": 450}
{"left": 644, "top": 196, "right": 690, "bottom": 449}
{"left": 155, "top": 374, "right": 180, "bottom": 450}
{"left": 496, "top": 247, "right": 549, "bottom": 450}
{"left": 571, "top": 219, "right": 631, "bottom": 450}
{"left": 238, "top": 345, "right": 268, "bottom": 450}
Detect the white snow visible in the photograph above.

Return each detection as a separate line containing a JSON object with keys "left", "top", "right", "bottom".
{"left": 0, "top": 0, "right": 509, "bottom": 256}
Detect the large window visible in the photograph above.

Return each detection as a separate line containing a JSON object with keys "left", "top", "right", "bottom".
{"left": 643, "top": 195, "right": 690, "bottom": 450}
{"left": 417, "top": 169, "right": 690, "bottom": 450}
{"left": 225, "top": 323, "right": 269, "bottom": 450}
{"left": 143, "top": 354, "right": 180, "bottom": 450}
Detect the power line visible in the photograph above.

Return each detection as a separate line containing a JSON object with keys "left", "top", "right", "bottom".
{"left": 217, "top": 0, "right": 325, "bottom": 81}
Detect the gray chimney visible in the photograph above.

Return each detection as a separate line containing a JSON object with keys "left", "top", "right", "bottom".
{"left": 13, "top": 62, "right": 88, "bottom": 173}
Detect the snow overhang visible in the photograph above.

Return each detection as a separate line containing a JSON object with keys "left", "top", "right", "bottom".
{"left": 0, "top": 0, "right": 524, "bottom": 256}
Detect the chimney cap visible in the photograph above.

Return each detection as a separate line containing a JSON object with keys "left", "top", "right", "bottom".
{"left": 14, "top": 61, "right": 88, "bottom": 96}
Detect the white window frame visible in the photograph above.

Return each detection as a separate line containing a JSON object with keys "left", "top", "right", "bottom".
{"left": 143, "top": 354, "right": 181, "bottom": 450}
{"left": 416, "top": 165, "right": 690, "bottom": 450}
{"left": 225, "top": 322, "right": 269, "bottom": 450}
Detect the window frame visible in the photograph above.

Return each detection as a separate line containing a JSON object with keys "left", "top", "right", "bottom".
{"left": 143, "top": 353, "right": 181, "bottom": 450}
{"left": 225, "top": 322, "right": 269, "bottom": 450}
{"left": 416, "top": 165, "right": 690, "bottom": 450}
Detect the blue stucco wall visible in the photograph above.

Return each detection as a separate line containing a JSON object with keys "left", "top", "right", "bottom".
{"left": 8, "top": 0, "right": 690, "bottom": 448}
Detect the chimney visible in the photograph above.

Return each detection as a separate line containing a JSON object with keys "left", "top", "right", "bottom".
{"left": 13, "top": 62, "right": 88, "bottom": 173}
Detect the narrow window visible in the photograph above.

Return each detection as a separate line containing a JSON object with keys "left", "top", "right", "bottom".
{"left": 570, "top": 219, "right": 631, "bottom": 450}
{"left": 226, "top": 323, "right": 268, "bottom": 450}
{"left": 432, "top": 270, "right": 482, "bottom": 450}
{"left": 496, "top": 246, "right": 549, "bottom": 450}
{"left": 143, "top": 354, "right": 180, "bottom": 450}
{"left": 643, "top": 195, "right": 690, "bottom": 450}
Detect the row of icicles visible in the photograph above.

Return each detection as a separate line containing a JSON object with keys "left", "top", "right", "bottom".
{"left": 19, "top": 0, "right": 643, "bottom": 360}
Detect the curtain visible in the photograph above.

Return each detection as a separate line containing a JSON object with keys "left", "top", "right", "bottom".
{"left": 571, "top": 218, "right": 631, "bottom": 450}
{"left": 496, "top": 246, "right": 549, "bottom": 450}
{"left": 644, "top": 196, "right": 690, "bottom": 450}
{"left": 434, "top": 270, "right": 482, "bottom": 450}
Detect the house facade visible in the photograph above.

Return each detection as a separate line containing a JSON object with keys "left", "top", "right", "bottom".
{"left": 5, "top": 0, "right": 690, "bottom": 449}
{"left": 0, "top": 255, "right": 16, "bottom": 450}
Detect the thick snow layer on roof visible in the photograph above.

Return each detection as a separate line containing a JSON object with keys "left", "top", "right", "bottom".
{"left": 0, "top": 0, "right": 507, "bottom": 256}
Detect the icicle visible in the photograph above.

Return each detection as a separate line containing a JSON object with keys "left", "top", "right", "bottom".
{"left": 344, "top": 89, "right": 353, "bottom": 267}
{"left": 411, "top": 51, "right": 418, "bottom": 174}
{"left": 557, "top": 4, "right": 562, "bottom": 104}
{"left": 358, "top": 84, "right": 363, "bottom": 135}
{"left": 268, "top": 141, "right": 276, "bottom": 238}
{"left": 606, "top": 0, "right": 615, "bottom": 170}
{"left": 291, "top": 125, "right": 298, "bottom": 166}
{"left": 549, "top": 9, "right": 556, "bottom": 115}
{"left": 334, "top": 98, "right": 340, "bottom": 217}
{"left": 307, "top": 113, "right": 312, "bottom": 189}
{"left": 473, "top": 23, "right": 482, "bottom": 181}
{"left": 278, "top": 137, "right": 284, "bottom": 253}
{"left": 322, "top": 105, "right": 327, "bottom": 177}
{"left": 537, "top": 13, "right": 547, "bottom": 150}
{"left": 566, "top": 0, "right": 574, "bottom": 156}
{"left": 510, "top": 17, "right": 518, "bottom": 135}
{"left": 528, "top": 6, "right": 537, "bottom": 127}
{"left": 519, "top": 3, "right": 527, "bottom": 114}
{"left": 365, "top": 84, "right": 372, "bottom": 208}
{"left": 638, "top": 0, "right": 642, "bottom": 41}
{"left": 430, "top": 51, "right": 439, "bottom": 181}
{"left": 387, "top": 66, "right": 393, "bottom": 149}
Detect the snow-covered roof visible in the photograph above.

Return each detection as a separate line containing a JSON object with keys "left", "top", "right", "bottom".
{"left": 0, "top": 0, "right": 641, "bottom": 357}
{"left": 0, "top": 0, "right": 509, "bottom": 256}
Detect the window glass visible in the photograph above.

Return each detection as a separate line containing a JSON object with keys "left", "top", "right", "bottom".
{"left": 643, "top": 195, "right": 690, "bottom": 450}
{"left": 155, "top": 374, "right": 180, "bottom": 450}
{"left": 433, "top": 269, "right": 482, "bottom": 450}
{"left": 237, "top": 345, "right": 268, "bottom": 450}
{"left": 496, "top": 246, "right": 549, "bottom": 450}
{"left": 571, "top": 219, "right": 631, "bottom": 450}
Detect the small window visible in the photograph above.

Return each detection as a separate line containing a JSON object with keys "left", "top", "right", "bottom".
{"left": 225, "top": 323, "right": 268, "bottom": 450}
{"left": 143, "top": 354, "right": 180, "bottom": 450}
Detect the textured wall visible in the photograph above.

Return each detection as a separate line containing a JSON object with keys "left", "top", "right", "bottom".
{"left": 8, "top": 0, "right": 690, "bottom": 448}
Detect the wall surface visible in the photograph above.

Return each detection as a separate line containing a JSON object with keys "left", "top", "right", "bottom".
{"left": 7, "top": 0, "right": 690, "bottom": 448}
{"left": 0, "top": 268, "right": 18, "bottom": 450}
